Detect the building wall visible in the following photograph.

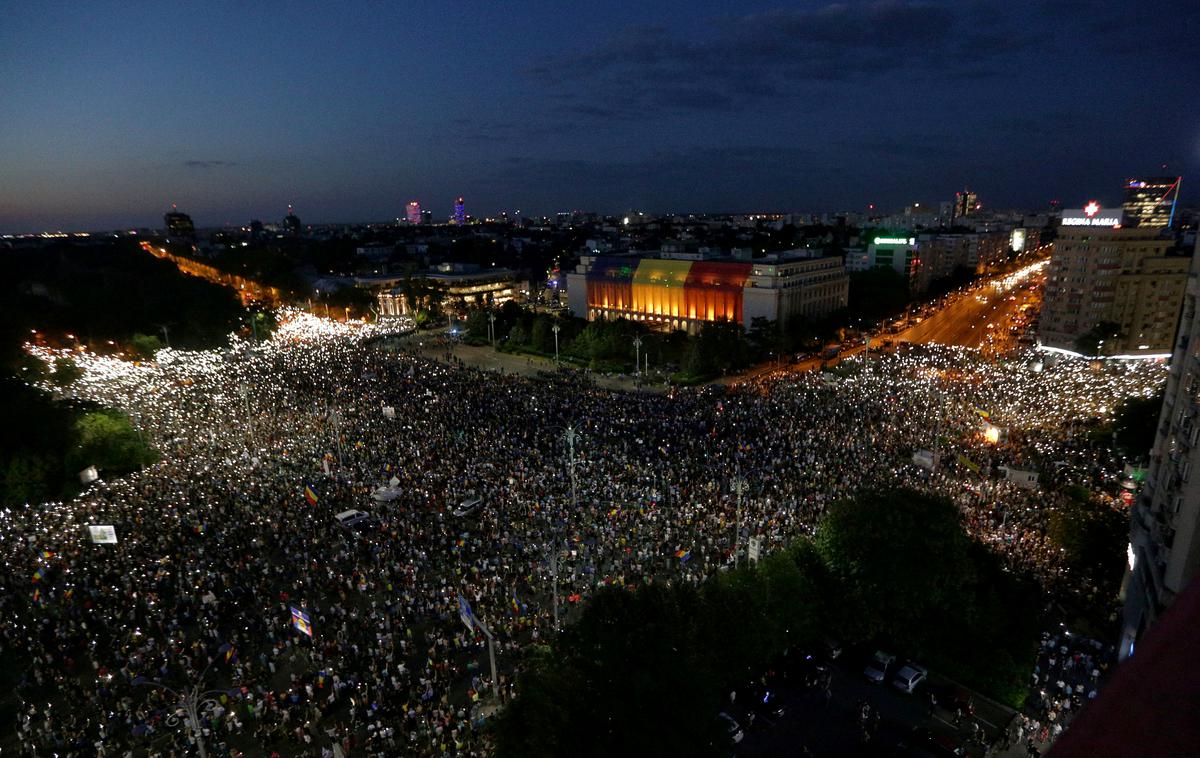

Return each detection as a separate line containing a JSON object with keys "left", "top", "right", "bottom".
{"left": 1040, "top": 227, "right": 1184, "bottom": 355}
{"left": 567, "top": 254, "right": 845, "bottom": 333}
{"left": 1123, "top": 241, "right": 1200, "bottom": 659}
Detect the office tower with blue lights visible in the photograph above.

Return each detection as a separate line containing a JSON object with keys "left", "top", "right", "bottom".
{"left": 454, "top": 197, "right": 465, "bottom": 225}
{"left": 1123, "top": 176, "right": 1182, "bottom": 228}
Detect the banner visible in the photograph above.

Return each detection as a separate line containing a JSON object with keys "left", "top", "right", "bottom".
{"left": 79, "top": 466, "right": 99, "bottom": 484}
{"left": 457, "top": 594, "right": 477, "bottom": 632}
{"left": 291, "top": 607, "right": 313, "bottom": 637}
{"left": 88, "top": 525, "right": 118, "bottom": 544}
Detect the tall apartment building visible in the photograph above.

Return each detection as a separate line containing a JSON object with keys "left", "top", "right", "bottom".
{"left": 953, "top": 188, "right": 979, "bottom": 221}
{"left": 1040, "top": 219, "right": 1186, "bottom": 356}
{"left": 1122, "top": 239, "right": 1200, "bottom": 659}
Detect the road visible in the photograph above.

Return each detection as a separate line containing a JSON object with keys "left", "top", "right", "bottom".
{"left": 737, "top": 656, "right": 1017, "bottom": 758}
{"left": 892, "top": 264, "right": 1045, "bottom": 351}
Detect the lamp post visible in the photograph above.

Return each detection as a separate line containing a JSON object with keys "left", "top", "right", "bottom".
{"left": 239, "top": 383, "right": 254, "bottom": 454}
{"left": 732, "top": 474, "right": 746, "bottom": 568}
{"left": 552, "top": 324, "right": 561, "bottom": 366}
{"left": 633, "top": 336, "right": 642, "bottom": 378}
{"left": 488, "top": 312, "right": 497, "bottom": 347}
{"left": 132, "top": 649, "right": 239, "bottom": 758}
{"left": 550, "top": 425, "right": 580, "bottom": 632}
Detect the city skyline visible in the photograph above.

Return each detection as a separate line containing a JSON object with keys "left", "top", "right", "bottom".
{"left": 2, "top": 0, "right": 1198, "bottom": 233}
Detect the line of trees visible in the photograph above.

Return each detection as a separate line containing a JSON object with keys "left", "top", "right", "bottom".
{"left": 458, "top": 303, "right": 856, "bottom": 381}
{"left": 0, "top": 369, "right": 156, "bottom": 507}
{"left": 492, "top": 489, "right": 1041, "bottom": 757}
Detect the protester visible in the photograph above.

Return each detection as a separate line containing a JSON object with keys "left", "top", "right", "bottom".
{"left": 3, "top": 311, "right": 1159, "bottom": 756}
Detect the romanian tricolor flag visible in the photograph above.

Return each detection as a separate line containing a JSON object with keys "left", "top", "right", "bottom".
{"left": 224, "top": 644, "right": 238, "bottom": 664}
{"left": 304, "top": 485, "right": 319, "bottom": 506}
{"left": 41, "top": 550, "right": 55, "bottom": 559}
{"left": 974, "top": 407, "right": 991, "bottom": 420}
{"left": 32, "top": 567, "right": 44, "bottom": 584}
{"left": 32, "top": 588, "right": 43, "bottom": 606}
{"left": 675, "top": 549, "right": 691, "bottom": 562}
{"left": 317, "top": 671, "right": 327, "bottom": 688}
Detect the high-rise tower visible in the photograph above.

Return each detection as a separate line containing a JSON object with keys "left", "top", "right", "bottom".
{"left": 1123, "top": 176, "right": 1182, "bottom": 228}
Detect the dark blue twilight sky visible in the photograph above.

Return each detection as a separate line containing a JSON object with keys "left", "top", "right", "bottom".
{"left": 1, "top": 0, "right": 1197, "bottom": 232}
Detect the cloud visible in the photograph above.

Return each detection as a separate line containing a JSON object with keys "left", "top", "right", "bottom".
{"left": 184, "top": 160, "right": 237, "bottom": 168}
{"left": 527, "top": 1, "right": 1025, "bottom": 118}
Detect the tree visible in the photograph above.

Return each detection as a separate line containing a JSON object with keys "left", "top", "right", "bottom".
{"left": 1074, "top": 321, "right": 1121, "bottom": 356}
{"left": 129, "top": 333, "right": 163, "bottom": 360}
{"left": 530, "top": 315, "right": 557, "bottom": 354}
{"left": 747, "top": 317, "right": 782, "bottom": 362}
{"left": 1048, "top": 486, "right": 1128, "bottom": 586}
{"left": 815, "top": 489, "right": 974, "bottom": 652}
{"left": 68, "top": 410, "right": 156, "bottom": 476}
{"left": 2, "top": 453, "right": 56, "bottom": 505}
{"left": 848, "top": 267, "right": 911, "bottom": 321}
{"left": 50, "top": 356, "right": 83, "bottom": 387}
{"left": 464, "top": 308, "right": 491, "bottom": 344}
{"left": 1113, "top": 392, "right": 1163, "bottom": 461}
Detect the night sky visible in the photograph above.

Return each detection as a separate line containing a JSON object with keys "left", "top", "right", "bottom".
{"left": 2, "top": 0, "right": 1198, "bottom": 232}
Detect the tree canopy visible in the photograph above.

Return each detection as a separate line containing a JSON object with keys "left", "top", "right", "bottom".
{"left": 494, "top": 489, "right": 1042, "bottom": 754}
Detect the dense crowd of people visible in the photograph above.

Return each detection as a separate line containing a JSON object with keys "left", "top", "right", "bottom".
{"left": 1, "top": 312, "right": 1164, "bottom": 756}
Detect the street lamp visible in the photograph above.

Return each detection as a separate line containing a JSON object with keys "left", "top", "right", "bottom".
{"left": 633, "top": 336, "right": 642, "bottom": 378}
{"left": 551, "top": 324, "right": 561, "bottom": 365}
{"left": 132, "top": 647, "right": 240, "bottom": 758}
{"left": 488, "top": 312, "right": 497, "bottom": 347}
{"left": 548, "top": 424, "right": 581, "bottom": 632}
{"left": 732, "top": 474, "right": 747, "bottom": 568}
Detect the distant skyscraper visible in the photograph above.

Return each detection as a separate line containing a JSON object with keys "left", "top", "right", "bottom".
{"left": 163, "top": 204, "right": 195, "bottom": 240}
{"left": 454, "top": 197, "right": 465, "bottom": 226}
{"left": 283, "top": 204, "right": 302, "bottom": 237}
{"left": 249, "top": 219, "right": 263, "bottom": 240}
{"left": 952, "top": 189, "right": 978, "bottom": 221}
{"left": 420, "top": 209, "right": 433, "bottom": 225}
{"left": 406, "top": 201, "right": 422, "bottom": 225}
{"left": 1123, "top": 176, "right": 1182, "bottom": 228}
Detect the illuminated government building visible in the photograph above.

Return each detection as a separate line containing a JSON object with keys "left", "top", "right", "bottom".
{"left": 565, "top": 250, "right": 848, "bottom": 333}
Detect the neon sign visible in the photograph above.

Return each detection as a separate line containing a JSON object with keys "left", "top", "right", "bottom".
{"left": 1062, "top": 202, "right": 1122, "bottom": 227}
{"left": 873, "top": 237, "right": 915, "bottom": 245}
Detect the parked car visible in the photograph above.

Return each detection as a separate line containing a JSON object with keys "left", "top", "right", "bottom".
{"left": 892, "top": 663, "right": 928, "bottom": 693}
{"left": 929, "top": 683, "right": 974, "bottom": 716}
{"left": 452, "top": 495, "right": 484, "bottom": 517}
{"left": 736, "top": 683, "right": 786, "bottom": 721}
{"left": 717, "top": 712, "right": 744, "bottom": 744}
{"left": 335, "top": 509, "right": 378, "bottom": 535}
{"left": 864, "top": 651, "right": 896, "bottom": 683}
